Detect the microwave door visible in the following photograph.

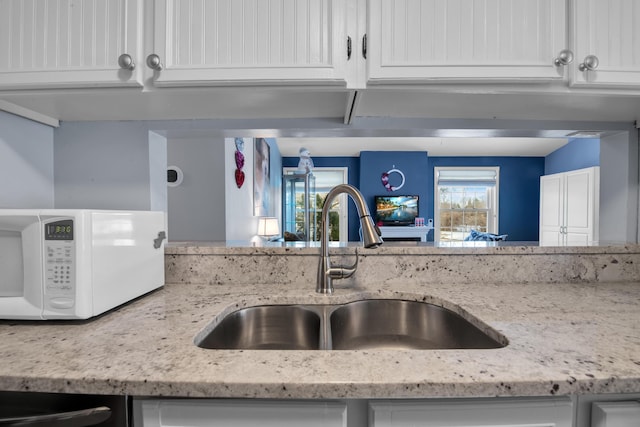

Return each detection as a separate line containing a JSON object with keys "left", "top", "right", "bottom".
{"left": 0, "top": 215, "right": 45, "bottom": 320}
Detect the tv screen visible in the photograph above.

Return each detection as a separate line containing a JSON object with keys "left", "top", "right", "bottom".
{"left": 375, "top": 195, "right": 419, "bottom": 226}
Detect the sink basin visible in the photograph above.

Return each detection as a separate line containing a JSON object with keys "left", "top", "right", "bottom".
{"left": 196, "top": 305, "right": 321, "bottom": 350}
{"left": 329, "top": 299, "right": 503, "bottom": 350}
{"left": 195, "top": 299, "right": 506, "bottom": 350}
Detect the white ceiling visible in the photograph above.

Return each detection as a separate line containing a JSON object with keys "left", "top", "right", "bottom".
{"left": 276, "top": 137, "right": 570, "bottom": 157}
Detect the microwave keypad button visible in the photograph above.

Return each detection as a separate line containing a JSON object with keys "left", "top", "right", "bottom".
{"left": 44, "top": 241, "right": 75, "bottom": 300}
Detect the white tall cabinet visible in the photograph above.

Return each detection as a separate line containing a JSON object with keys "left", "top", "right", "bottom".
{"left": 539, "top": 166, "right": 600, "bottom": 246}
{"left": 0, "top": 0, "right": 143, "bottom": 89}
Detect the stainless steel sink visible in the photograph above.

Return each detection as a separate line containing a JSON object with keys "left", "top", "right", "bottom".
{"left": 329, "top": 299, "right": 503, "bottom": 350}
{"left": 195, "top": 300, "right": 506, "bottom": 350}
{"left": 196, "top": 305, "right": 321, "bottom": 350}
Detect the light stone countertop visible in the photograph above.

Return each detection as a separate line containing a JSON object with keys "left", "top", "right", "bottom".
{"left": 0, "top": 274, "right": 639, "bottom": 399}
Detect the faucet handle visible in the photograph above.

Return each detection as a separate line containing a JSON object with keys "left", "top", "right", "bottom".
{"left": 328, "top": 248, "right": 359, "bottom": 279}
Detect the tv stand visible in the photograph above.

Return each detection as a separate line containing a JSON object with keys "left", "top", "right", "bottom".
{"left": 378, "top": 226, "right": 433, "bottom": 242}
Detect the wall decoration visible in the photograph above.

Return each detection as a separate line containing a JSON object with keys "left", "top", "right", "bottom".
{"left": 254, "top": 138, "right": 271, "bottom": 216}
{"left": 234, "top": 138, "right": 245, "bottom": 188}
{"left": 381, "top": 167, "right": 405, "bottom": 192}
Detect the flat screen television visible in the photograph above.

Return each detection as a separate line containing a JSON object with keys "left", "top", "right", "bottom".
{"left": 374, "top": 195, "right": 419, "bottom": 226}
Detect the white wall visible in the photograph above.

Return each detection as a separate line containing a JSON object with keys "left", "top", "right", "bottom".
{"left": 167, "top": 137, "right": 226, "bottom": 241}
{"left": 50, "top": 119, "right": 284, "bottom": 242}
{"left": 54, "top": 121, "right": 153, "bottom": 210}
{"left": 224, "top": 137, "right": 256, "bottom": 241}
{"left": 149, "top": 131, "right": 168, "bottom": 213}
{"left": 0, "top": 111, "right": 54, "bottom": 208}
{"left": 224, "top": 137, "right": 282, "bottom": 242}
{"left": 600, "top": 130, "right": 639, "bottom": 243}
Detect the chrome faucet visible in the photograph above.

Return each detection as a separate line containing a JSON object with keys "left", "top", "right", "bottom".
{"left": 317, "top": 184, "right": 383, "bottom": 294}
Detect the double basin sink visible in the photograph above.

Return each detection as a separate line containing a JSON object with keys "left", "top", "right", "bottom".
{"left": 195, "top": 299, "right": 507, "bottom": 351}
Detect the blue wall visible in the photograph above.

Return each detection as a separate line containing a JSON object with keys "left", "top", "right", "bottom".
{"left": 545, "top": 138, "right": 600, "bottom": 174}
{"left": 359, "top": 151, "right": 430, "bottom": 222}
{"left": 429, "top": 157, "right": 544, "bottom": 241}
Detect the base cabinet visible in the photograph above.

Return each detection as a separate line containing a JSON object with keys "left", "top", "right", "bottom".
{"left": 369, "top": 397, "right": 573, "bottom": 427}
{"left": 133, "top": 397, "right": 573, "bottom": 427}
{"left": 133, "top": 399, "right": 347, "bottom": 427}
{"left": 592, "top": 402, "right": 640, "bottom": 427}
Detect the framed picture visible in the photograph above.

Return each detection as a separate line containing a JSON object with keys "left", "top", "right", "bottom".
{"left": 254, "top": 138, "right": 270, "bottom": 216}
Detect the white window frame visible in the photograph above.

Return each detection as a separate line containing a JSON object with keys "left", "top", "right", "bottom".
{"left": 434, "top": 166, "right": 500, "bottom": 242}
{"left": 283, "top": 167, "right": 348, "bottom": 242}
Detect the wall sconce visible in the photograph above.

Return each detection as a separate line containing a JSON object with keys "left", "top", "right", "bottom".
{"left": 257, "top": 217, "right": 280, "bottom": 240}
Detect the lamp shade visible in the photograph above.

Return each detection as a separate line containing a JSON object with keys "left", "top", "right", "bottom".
{"left": 257, "top": 217, "right": 280, "bottom": 236}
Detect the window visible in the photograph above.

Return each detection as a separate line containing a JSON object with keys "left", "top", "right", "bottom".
{"left": 283, "top": 167, "right": 348, "bottom": 242}
{"left": 434, "top": 167, "right": 499, "bottom": 242}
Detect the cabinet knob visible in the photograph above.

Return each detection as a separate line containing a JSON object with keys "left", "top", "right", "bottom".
{"left": 146, "top": 54, "right": 163, "bottom": 71}
{"left": 553, "top": 49, "right": 574, "bottom": 67}
{"left": 117, "top": 53, "right": 135, "bottom": 70}
{"left": 578, "top": 55, "right": 599, "bottom": 72}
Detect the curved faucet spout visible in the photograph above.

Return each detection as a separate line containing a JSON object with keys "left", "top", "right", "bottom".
{"left": 317, "top": 184, "right": 383, "bottom": 294}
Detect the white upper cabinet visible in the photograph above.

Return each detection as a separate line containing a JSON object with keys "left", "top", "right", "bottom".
{"left": 149, "top": 0, "right": 349, "bottom": 87}
{"left": 366, "top": 0, "right": 569, "bottom": 84}
{"left": 0, "top": 0, "right": 143, "bottom": 90}
{"left": 571, "top": 0, "right": 640, "bottom": 89}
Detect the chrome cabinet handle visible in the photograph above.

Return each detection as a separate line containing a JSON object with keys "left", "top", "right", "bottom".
{"left": 578, "top": 54, "right": 599, "bottom": 72}
{"left": 0, "top": 406, "right": 111, "bottom": 426}
{"left": 362, "top": 34, "right": 367, "bottom": 59}
{"left": 146, "top": 54, "right": 164, "bottom": 71}
{"left": 553, "top": 49, "right": 574, "bottom": 67}
{"left": 347, "top": 36, "right": 352, "bottom": 60}
{"left": 117, "top": 53, "right": 135, "bottom": 70}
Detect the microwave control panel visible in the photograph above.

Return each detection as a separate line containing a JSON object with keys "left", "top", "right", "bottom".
{"left": 44, "top": 219, "right": 75, "bottom": 309}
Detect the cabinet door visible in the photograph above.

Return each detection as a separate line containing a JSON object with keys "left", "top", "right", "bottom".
{"left": 539, "top": 173, "right": 565, "bottom": 246}
{"left": 370, "top": 397, "right": 573, "bottom": 427}
{"left": 571, "top": 0, "right": 640, "bottom": 88}
{"left": 150, "top": 0, "right": 349, "bottom": 87}
{"left": 592, "top": 401, "right": 640, "bottom": 427}
{"left": 367, "top": 0, "right": 568, "bottom": 84}
{"left": 564, "top": 167, "right": 599, "bottom": 245}
{"left": 134, "top": 399, "right": 347, "bottom": 427}
{"left": 539, "top": 167, "right": 599, "bottom": 247}
{"left": 0, "top": 0, "right": 143, "bottom": 90}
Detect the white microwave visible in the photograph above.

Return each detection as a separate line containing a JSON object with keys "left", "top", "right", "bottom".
{"left": 0, "top": 209, "right": 166, "bottom": 320}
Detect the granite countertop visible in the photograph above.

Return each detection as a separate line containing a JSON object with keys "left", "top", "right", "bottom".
{"left": 0, "top": 277, "right": 639, "bottom": 399}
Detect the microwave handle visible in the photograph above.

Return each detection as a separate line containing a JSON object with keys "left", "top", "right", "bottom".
{"left": 0, "top": 405, "right": 111, "bottom": 426}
